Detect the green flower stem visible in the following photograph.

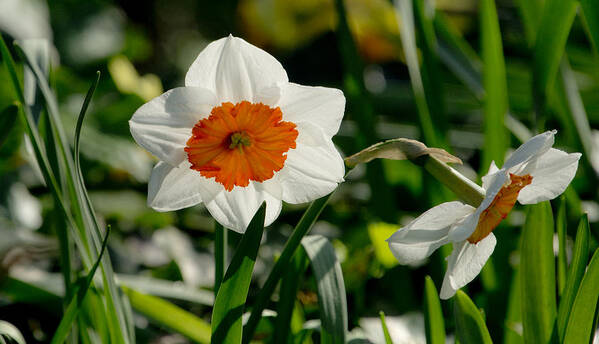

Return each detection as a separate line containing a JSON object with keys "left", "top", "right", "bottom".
{"left": 417, "top": 156, "right": 485, "bottom": 207}
{"left": 242, "top": 193, "right": 334, "bottom": 344}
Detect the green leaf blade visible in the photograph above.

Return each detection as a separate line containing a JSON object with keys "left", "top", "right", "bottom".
{"left": 211, "top": 203, "right": 266, "bottom": 344}
{"left": 520, "top": 202, "right": 556, "bottom": 344}
{"left": 563, "top": 247, "right": 599, "bottom": 343}
{"left": 480, "top": 0, "right": 509, "bottom": 169}
{"left": 556, "top": 214, "right": 590, "bottom": 341}
{"left": 533, "top": 0, "right": 578, "bottom": 102}
{"left": 454, "top": 290, "right": 493, "bottom": 344}
{"left": 301, "top": 235, "right": 348, "bottom": 343}
{"left": 423, "top": 276, "right": 445, "bottom": 344}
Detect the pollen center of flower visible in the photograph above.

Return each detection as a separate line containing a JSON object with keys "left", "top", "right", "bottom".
{"left": 467, "top": 173, "right": 533, "bottom": 244}
{"left": 229, "top": 131, "right": 251, "bottom": 150}
{"left": 184, "top": 101, "right": 298, "bottom": 192}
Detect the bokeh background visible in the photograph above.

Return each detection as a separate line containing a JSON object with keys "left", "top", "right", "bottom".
{"left": 1, "top": 0, "right": 598, "bottom": 343}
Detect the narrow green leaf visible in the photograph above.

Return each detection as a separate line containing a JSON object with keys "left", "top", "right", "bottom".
{"left": 0, "top": 36, "right": 25, "bottom": 103}
{"left": 273, "top": 249, "right": 307, "bottom": 343}
{"left": 532, "top": 0, "right": 578, "bottom": 103}
{"left": 580, "top": 0, "right": 599, "bottom": 54}
{"left": 454, "top": 290, "right": 493, "bottom": 344}
{"left": 242, "top": 193, "right": 334, "bottom": 344}
{"left": 16, "top": 41, "right": 132, "bottom": 343}
{"left": 556, "top": 214, "right": 590, "bottom": 341}
{"left": 50, "top": 226, "right": 111, "bottom": 344}
{"left": 301, "top": 235, "right": 348, "bottom": 343}
{"left": 520, "top": 202, "right": 556, "bottom": 344}
{"left": 0, "top": 105, "right": 18, "bottom": 149}
{"left": 433, "top": 12, "right": 483, "bottom": 98}
{"left": 395, "top": 0, "right": 440, "bottom": 147}
{"left": 423, "top": 276, "right": 445, "bottom": 344}
{"left": 480, "top": 0, "right": 508, "bottom": 169}
{"left": 379, "top": 311, "right": 394, "bottom": 344}
{"left": 563, "top": 247, "right": 599, "bottom": 343}
{"left": 214, "top": 222, "right": 227, "bottom": 296}
{"left": 211, "top": 203, "right": 266, "bottom": 343}
{"left": 122, "top": 286, "right": 210, "bottom": 344}
{"left": 556, "top": 196, "right": 567, "bottom": 296}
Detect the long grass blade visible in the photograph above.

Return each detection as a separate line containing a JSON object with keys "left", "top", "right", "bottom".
{"left": 520, "top": 202, "right": 556, "bottom": 344}
{"left": 50, "top": 226, "right": 111, "bottom": 344}
{"left": 563, "top": 247, "right": 599, "bottom": 343}
{"left": 211, "top": 203, "right": 266, "bottom": 343}
{"left": 379, "top": 311, "right": 394, "bottom": 344}
{"left": 480, "top": 0, "right": 509, "bottom": 169}
{"left": 532, "top": 0, "right": 578, "bottom": 107}
{"left": 302, "top": 235, "right": 348, "bottom": 343}
{"left": 556, "top": 214, "right": 590, "bottom": 341}
{"left": 394, "top": 0, "right": 440, "bottom": 147}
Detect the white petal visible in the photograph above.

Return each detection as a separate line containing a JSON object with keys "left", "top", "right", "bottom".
{"left": 129, "top": 87, "right": 216, "bottom": 166}
{"left": 276, "top": 122, "right": 345, "bottom": 204}
{"left": 481, "top": 161, "right": 499, "bottom": 191}
{"left": 185, "top": 35, "right": 288, "bottom": 104}
{"left": 449, "top": 171, "right": 508, "bottom": 242}
{"left": 503, "top": 130, "right": 556, "bottom": 171}
{"left": 439, "top": 233, "right": 497, "bottom": 299}
{"left": 204, "top": 182, "right": 282, "bottom": 233}
{"left": 276, "top": 83, "right": 345, "bottom": 138}
{"left": 518, "top": 148, "right": 581, "bottom": 204}
{"left": 387, "top": 202, "right": 475, "bottom": 265}
{"left": 148, "top": 161, "right": 204, "bottom": 211}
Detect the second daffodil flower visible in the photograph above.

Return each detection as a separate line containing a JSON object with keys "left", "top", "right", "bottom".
{"left": 129, "top": 35, "right": 346, "bottom": 233}
{"left": 387, "top": 130, "right": 581, "bottom": 299}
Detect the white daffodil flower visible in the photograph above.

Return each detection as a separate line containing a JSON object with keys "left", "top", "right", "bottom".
{"left": 130, "top": 35, "right": 345, "bottom": 233}
{"left": 387, "top": 130, "right": 581, "bottom": 299}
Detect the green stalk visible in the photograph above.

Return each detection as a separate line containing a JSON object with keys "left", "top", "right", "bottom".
{"left": 417, "top": 156, "right": 485, "bottom": 207}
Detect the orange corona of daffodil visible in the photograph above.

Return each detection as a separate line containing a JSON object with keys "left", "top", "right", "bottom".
{"left": 387, "top": 131, "right": 581, "bottom": 299}
{"left": 130, "top": 35, "right": 346, "bottom": 233}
